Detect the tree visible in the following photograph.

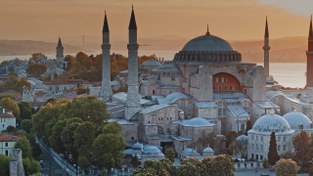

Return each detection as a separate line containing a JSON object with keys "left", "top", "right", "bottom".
{"left": 21, "top": 119, "right": 32, "bottom": 133}
{"left": 60, "top": 96, "right": 110, "bottom": 126}
{"left": 27, "top": 64, "right": 47, "bottom": 78}
{"left": 130, "top": 155, "right": 140, "bottom": 168}
{"left": 0, "top": 97, "right": 20, "bottom": 118}
{"left": 91, "top": 122, "right": 125, "bottom": 173}
{"left": 73, "top": 121, "right": 96, "bottom": 163}
{"left": 268, "top": 132, "right": 280, "bottom": 166}
{"left": 0, "top": 155, "right": 9, "bottom": 176}
{"left": 292, "top": 131, "right": 311, "bottom": 171}
{"left": 18, "top": 102, "right": 32, "bottom": 120}
{"left": 210, "top": 155, "right": 234, "bottom": 176}
{"left": 134, "top": 159, "right": 176, "bottom": 176}
{"left": 60, "top": 117, "right": 83, "bottom": 161}
{"left": 179, "top": 158, "right": 205, "bottom": 176}
{"left": 246, "top": 120, "right": 252, "bottom": 135}
{"left": 225, "top": 131, "right": 238, "bottom": 154}
{"left": 15, "top": 136, "right": 32, "bottom": 158}
{"left": 23, "top": 158, "right": 40, "bottom": 175}
{"left": 165, "top": 147, "right": 175, "bottom": 162}
{"left": 275, "top": 158, "right": 300, "bottom": 176}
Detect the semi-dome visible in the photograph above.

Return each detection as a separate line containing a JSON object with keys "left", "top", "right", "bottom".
{"left": 181, "top": 117, "right": 215, "bottom": 127}
{"left": 283, "top": 112, "right": 312, "bottom": 130}
{"left": 173, "top": 32, "right": 241, "bottom": 64}
{"left": 182, "top": 35, "right": 233, "bottom": 52}
{"left": 252, "top": 114, "right": 292, "bottom": 133}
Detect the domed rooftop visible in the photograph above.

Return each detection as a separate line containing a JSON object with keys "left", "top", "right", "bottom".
{"left": 132, "top": 142, "right": 143, "bottom": 150}
{"left": 203, "top": 147, "right": 214, "bottom": 153}
{"left": 143, "top": 146, "right": 162, "bottom": 155}
{"left": 181, "top": 117, "right": 215, "bottom": 127}
{"left": 182, "top": 35, "right": 233, "bottom": 52}
{"left": 252, "top": 114, "right": 292, "bottom": 133}
{"left": 283, "top": 112, "right": 312, "bottom": 130}
{"left": 182, "top": 148, "right": 201, "bottom": 156}
{"left": 236, "top": 135, "right": 248, "bottom": 142}
{"left": 173, "top": 30, "right": 241, "bottom": 64}
{"left": 142, "top": 60, "right": 161, "bottom": 67}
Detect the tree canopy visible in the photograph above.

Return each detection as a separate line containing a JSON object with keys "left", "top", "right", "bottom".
{"left": 31, "top": 96, "right": 125, "bottom": 173}
{"left": 275, "top": 158, "right": 299, "bottom": 176}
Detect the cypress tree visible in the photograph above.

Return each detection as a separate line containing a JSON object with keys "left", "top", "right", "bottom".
{"left": 268, "top": 132, "right": 280, "bottom": 166}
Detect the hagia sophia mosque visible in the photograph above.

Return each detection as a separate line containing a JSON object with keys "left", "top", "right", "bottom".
{"left": 85, "top": 7, "right": 313, "bottom": 162}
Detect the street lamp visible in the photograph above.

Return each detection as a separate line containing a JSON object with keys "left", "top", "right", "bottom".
{"left": 74, "top": 164, "right": 78, "bottom": 176}
{"left": 66, "top": 168, "right": 69, "bottom": 176}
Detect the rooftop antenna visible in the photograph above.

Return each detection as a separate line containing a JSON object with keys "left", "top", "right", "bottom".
{"left": 82, "top": 35, "right": 85, "bottom": 52}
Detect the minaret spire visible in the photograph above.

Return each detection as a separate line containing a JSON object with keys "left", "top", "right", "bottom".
{"left": 103, "top": 10, "right": 109, "bottom": 33}
{"left": 306, "top": 15, "right": 313, "bottom": 88}
{"left": 265, "top": 16, "right": 269, "bottom": 38}
{"left": 206, "top": 24, "right": 210, "bottom": 36}
{"left": 263, "top": 16, "right": 270, "bottom": 79}
{"left": 57, "top": 37, "right": 63, "bottom": 48}
{"left": 101, "top": 11, "right": 113, "bottom": 100}
{"left": 129, "top": 5, "right": 137, "bottom": 30}
{"left": 126, "top": 6, "right": 141, "bottom": 120}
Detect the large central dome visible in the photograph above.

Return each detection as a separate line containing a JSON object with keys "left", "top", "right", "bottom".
{"left": 182, "top": 35, "right": 233, "bottom": 52}
{"left": 173, "top": 32, "right": 241, "bottom": 64}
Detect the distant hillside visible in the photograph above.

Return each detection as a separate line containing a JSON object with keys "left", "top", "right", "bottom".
{"left": 0, "top": 40, "right": 82, "bottom": 56}
{"left": 232, "top": 37, "right": 307, "bottom": 63}
{"left": 0, "top": 37, "right": 309, "bottom": 63}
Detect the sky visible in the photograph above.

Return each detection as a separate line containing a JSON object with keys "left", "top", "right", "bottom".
{"left": 0, "top": 0, "right": 312, "bottom": 46}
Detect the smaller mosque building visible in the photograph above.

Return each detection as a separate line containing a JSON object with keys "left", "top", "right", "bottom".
{"left": 247, "top": 111, "right": 313, "bottom": 161}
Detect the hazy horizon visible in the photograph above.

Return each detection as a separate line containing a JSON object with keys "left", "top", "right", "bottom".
{"left": 0, "top": 0, "right": 312, "bottom": 48}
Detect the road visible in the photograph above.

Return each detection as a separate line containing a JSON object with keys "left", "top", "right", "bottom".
{"left": 38, "top": 144, "right": 69, "bottom": 176}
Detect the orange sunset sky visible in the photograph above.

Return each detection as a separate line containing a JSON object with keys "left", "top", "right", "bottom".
{"left": 0, "top": 0, "right": 312, "bottom": 48}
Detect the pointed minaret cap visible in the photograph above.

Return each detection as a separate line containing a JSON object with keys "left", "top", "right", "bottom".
{"left": 57, "top": 37, "right": 63, "bottom": 48}
{"left": 309, "top": 15, "right": 313, "bottom": 40}
{"left": 103, "top": 11, "right": 109, "bottom": 33}
{"left": 128, "top": 5, "right": 137, "bottom": 30}
{"left": 206, "top": 24, "right": 211, "bottom": 36}
{"left": 264, "top": 16, "right": 269, "bottom": 38}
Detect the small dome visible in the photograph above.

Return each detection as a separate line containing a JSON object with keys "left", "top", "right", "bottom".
{"left": 132, "top": 142, "right": 143, "bottom": 150}
{"left": 252, "top": 114, "right": 291, "bottom": 133}
{"left": 142, "top": 60, "right": 161, "bottom": 67}
{"left": 181, "top": 117, "right": 215, "bottom": 127}
{"left": 236, "top": 135, "right": 248, "bottom": 141}
{"left": 143, "top": 146, "right": 162, "bottom": 154}
{"left": 182, "top": 148, "right": 201, "bottom": 156}
{"left": 182, "top": 35, "right": 233, "bottom": 52}
{"left": 283, "top": 112, "right": 312, "bottom": 130}
{"left": 203, "top": 147, "right": 214, "bottom": 153}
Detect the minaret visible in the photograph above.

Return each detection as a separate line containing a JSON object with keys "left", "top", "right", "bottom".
{"left": 306, "top": 15, "right": 313, "bottom": 88}
{"left": 125, "top": 6, "right": 141, "bottom": 120}
{"left": 263, "top": 17, "right": 270, "bottom": 79}
{"left": 56, "top": 38, "right": 64, "bottom": 68}
{"left": 101, "top": 11, "right": 113, "bottom": 100}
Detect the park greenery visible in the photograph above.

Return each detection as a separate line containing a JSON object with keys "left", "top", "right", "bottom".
{"left": 133, "top": 155, "right": 234, "bottom": 176}
{"left": 31, "top": 96, "right": 126, "bottom": 174}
